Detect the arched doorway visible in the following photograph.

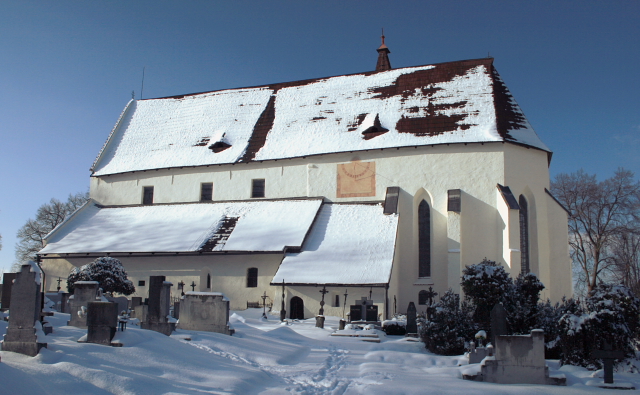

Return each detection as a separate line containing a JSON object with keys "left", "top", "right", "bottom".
{"left": 290, "top": 296, "right": 304, "bottom": 320}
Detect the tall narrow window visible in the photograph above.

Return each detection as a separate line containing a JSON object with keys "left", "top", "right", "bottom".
{"left": 251, "top": 179, "right": 265, "bottom": 198}
{"left": 142, "top": 186, "right": 154, "bottom": 205}
{"left": 519, "top": 195, "right": 530, "bottom": 274}
{"left": 206, "top": 273, "right": 211, "bottom": 289}
{"left": 418, "top": 290, "right": 428, "bottom": 305}
{"left": 334, "top": 295, "right": 340, "bottom": 307}
{"left": 247, "top": 267, "right": 258, "bottom": 288}
{"left": 418, "top": 199, "right": 431, "bottom": 277}
{"left": 201, "top": 182, "right": 213, "bottom": 201}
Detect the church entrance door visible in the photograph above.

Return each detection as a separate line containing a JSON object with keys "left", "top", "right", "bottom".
{"left": 290, "top": 296, "right": 304, "bottom": 320}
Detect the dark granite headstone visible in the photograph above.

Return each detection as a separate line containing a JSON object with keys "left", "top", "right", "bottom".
{"left": 1, "top": 273, "right": 17, "bottom": 311}
{"left": 315, "top": 315, "right": 325, "bottom": 328}
{"left": 86, "top": 302, "right": 118, "bottom": 345}
{"left": 349, "top": 305, "right": 362, "bottom": 321}
{"left": 1, "top": 264, "right": 46, "bottom": 356}
{"left": 490, "top": 303, "right": 508, "bottom": 344}
{"left": 366, "top": 305, "right": 378, "bottom": 321}
{"left": 141, "top": 276, "right": 174, "bottom": 335}
{"left": 406, "top": 302, "right": 417, "bottom": 334}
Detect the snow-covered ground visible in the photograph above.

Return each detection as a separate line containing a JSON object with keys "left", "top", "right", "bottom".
{"left": 1, "top": 310, "right": 638, "bottom": 394}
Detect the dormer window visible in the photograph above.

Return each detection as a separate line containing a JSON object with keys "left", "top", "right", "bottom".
{"left": 360, "top": 114, "right": 388, "bottom": 140}
{"left": 208, "top": 141, "right": 231, "bottom": 153}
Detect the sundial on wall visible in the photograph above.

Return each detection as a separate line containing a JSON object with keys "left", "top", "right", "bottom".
{"left": 336, "top": 161, "right": 376, "bottom": 198}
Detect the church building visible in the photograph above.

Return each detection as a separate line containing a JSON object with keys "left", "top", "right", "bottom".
{"left": 38, "top": 38, "right": 573, "bottom": 319}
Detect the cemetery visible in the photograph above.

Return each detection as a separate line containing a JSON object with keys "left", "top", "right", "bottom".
{"left": 0, "top": 258, "right": 638, "bottom": 393}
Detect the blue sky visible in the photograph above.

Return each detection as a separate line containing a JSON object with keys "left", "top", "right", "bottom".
{"left": 1, "top": 1, "right": 638, "bottom": 273}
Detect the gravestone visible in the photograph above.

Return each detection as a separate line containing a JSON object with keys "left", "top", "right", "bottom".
{"left": 140, "top": 276, "right": 174, "bottom": 335}
{"left": 490, "top": 303, "right": 507, "bottom": 344}
{"left": 68, "top": 281, "right": 99, "bottom": 328}
{"left": 406, "top": 302, "right": 417, "bottom": 335}
{"left": 1, "top": 273, "right": 17, "bottom": 311}
{"left": 177, "top": 292, "right": 231, "bottom": 334}
{"left": 60, "top": 292, "right": 71, "bottom": 314}
{"left": 349, "top": 305, "right": 362, "bottom": 322}
{"left": 134, "top": 304, "right": 148, "bottom": 322}
{"left": 468, "top": 341, "right": 490, "bottom": 364}
{"left": 1, "top": 263, "right": 47, "bottom": 356}
{"left": 106, "top": 296, "right": 129, "bottom": 315}
{"left": 592, "top": 341, "right": 625, "bottom": 385}
{"left": 173, "top": 301, "right": 180, "bottom": 320}
{"left": 131, "top": 297, "right": 143, "bottom": 308}
{"left": 85, "top": 302, "right": 118, "bottom": 345}
{"left": 349, "top": 297, "right": 376, "bottom": 322}
{"left": 478, "top": 330, "right": 565, "bottom": 385}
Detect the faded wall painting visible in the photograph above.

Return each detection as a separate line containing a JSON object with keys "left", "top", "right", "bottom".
{"left": 337, "top": 161, "right": 376, "bottom": 198}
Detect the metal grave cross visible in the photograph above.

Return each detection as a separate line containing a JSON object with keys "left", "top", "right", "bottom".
{"left": 592, "top": 341, "right": 625, "bottom": 384}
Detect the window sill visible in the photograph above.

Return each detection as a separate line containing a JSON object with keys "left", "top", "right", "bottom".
{"left": 413, "top": 278, "right": 434, "bottom": 285}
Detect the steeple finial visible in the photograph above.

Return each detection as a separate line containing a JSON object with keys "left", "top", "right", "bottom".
{"left": 376, "top": 28, "right": 391, "bottom": 72}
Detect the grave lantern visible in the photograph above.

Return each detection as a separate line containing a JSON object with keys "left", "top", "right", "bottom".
{"left": 261, "top": 291, "right": 268, "bottom": 319}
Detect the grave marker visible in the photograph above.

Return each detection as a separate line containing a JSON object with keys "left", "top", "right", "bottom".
{"left": 140, "top": 276, "right": 174, "bottom": 335}
{"left": 592, "top": 341, "right": 625, "bottom": 385}
{"left": 177, "top": 292, "right": 231, "bottom": 334}
{"left": 406, "top": 302, "right": 417, "bottom": 335}
{"left": 490, "top": 303, "right": 507, "bottom": 344}
{"left": 85, "top": 302, "right": 118, "bottom": 346}
{"left": 68, "top": 281, "right": 99, "bottom": 328}
{"left": 1, "top": 263, "right": 47, "bottom": 356}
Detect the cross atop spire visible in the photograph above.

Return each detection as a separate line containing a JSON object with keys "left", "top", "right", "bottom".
{"left": 376, "top": 28, "right": 391, "bottom": 72}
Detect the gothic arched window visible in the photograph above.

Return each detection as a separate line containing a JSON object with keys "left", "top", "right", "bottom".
{"left": 419, "top": 199, "right": 431, "bottom": 277}
{"left": 206, "top": 273, "right": 211, "bottom": 289}
{"left": 247, "top": 267, "right": 258, "bottom": 288}
{"left": 519, "top": 195, "right": 530, "bottom": 274}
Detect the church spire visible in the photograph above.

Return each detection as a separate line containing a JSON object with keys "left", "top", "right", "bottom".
{"left": 375, "top": 29, "right": 391, "bottom": 72}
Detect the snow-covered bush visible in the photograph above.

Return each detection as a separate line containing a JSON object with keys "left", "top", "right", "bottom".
{"left": 67, "top": 257, "right": 135, "bottom": 295}
{"left": 420, "top": 289, "right": 476, "bottom": 355}
{"left": 537, "top": 297, "right": 577, "bottom": 359}
{"left": 559, "top": 284, "right": 640, "bottom": 370}
{"left": 503, "top": 272, "right": 545, "bottom": 335}
{"left": 460, "top": 258, "right": 511, "bottom": 338}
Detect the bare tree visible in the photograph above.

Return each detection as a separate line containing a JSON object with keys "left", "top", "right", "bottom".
{"left": 551, "top": 169, "right": 640, "bottom": 294}
{"left": 611, "top": 231, "right": 640, "bottom": 295}
{"left": 13, "top": 192, "right": 89, "bottom": 270}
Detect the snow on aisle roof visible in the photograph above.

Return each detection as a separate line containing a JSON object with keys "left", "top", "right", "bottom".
{"left": 272, "top": 204, "right": 398, "bottom": 286}
{"left": 39, "top": 199, "right": 323, "bottom": 254}
{"left": 91, "top": 58, "right": 549, "bottom": 176}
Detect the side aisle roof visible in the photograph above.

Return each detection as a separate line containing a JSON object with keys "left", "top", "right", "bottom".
{"left": 91, "top": 58, "right": 549, "bottom": 176}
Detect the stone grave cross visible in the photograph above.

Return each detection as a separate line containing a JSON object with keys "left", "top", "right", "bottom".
{"left": 592, "top": 341, "right": 624, "bottom": 384}
{"left": 318, "top": 285, "right": 328, "bottom": 316}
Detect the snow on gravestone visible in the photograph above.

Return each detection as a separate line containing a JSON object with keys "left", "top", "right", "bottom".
{"left": 1, "top": 263, "right": 47, "bottom": 356}
{"left": 177, "top": 292, "right": 231, "bottom": 335}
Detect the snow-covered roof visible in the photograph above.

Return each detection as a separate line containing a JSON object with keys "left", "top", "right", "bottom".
{"left": 40, "top": 199, "right": 323, "bottom": 254}
{"left": 272, "top": 204, "right": 398, "bottom": 286}
{"left": 92, "top": 58, "right": 549, "bottom": 176}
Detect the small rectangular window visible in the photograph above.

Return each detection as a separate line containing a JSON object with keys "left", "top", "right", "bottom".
{"left": 251, "top": 179, "right": 265, "bottom": 198}
{"left": 200, "top": 182, "right": 213, "bottom": 201}
{"left": 138, "top": 280, "right": 146, "bottom": 286}
{"left": 334, "top": 295, "right": 340, "bottom": 307}
{"left": 448, "top": 189, "right": 461, "bottom": 212}
{"left": 142, "top": 186, "right": 154, "bottom": 205}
